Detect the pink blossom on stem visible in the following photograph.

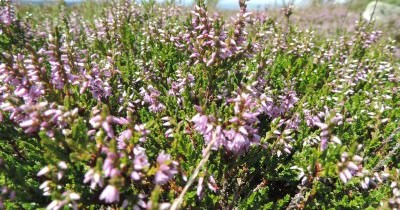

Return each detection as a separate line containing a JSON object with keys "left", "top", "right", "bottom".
{"left": 99, "top": 185, "right": 120, "bottom": 203}
{"left": 154, "top": 151, "right": 178, "bottom": 185}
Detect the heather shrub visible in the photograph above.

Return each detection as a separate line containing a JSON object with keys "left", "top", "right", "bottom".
{"left": 0, "top": 0, "right": 399, "bottom": 209}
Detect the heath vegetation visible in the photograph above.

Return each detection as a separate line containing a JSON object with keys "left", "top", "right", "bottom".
{"left": 0, "top": 0, "right": 399, "bottom": 209}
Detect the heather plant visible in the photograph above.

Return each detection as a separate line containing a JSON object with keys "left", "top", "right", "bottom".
{"left": 0, "top": 0, "right": 400, "bottom": 209}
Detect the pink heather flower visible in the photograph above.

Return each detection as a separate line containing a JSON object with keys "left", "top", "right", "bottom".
{"left": 37, "top": 166, "right": 50, "bottom": 176}
{"left": 117, "top": 129, "right": 132, "bottom": 149}
{"left": 226, "top": 131, "right": 250, "bottom": 154}
{"left": 304, "top": 110, "right": 321, "bottom": 127}
{"left": 165, "top": 128, "right": 174, "bottom": 138}
{"left": 154, "top": 151, "right": 178, "bottom": 185}
{"left": 102, "top": 121, "right": 114, "bottom": 138}
{"left": 133, "top": 146, "right": 149, "bottom": 171}
{"left": 133, "top": 193, "right": 148, "bottom": 209}
{"left": 140, "top": 85, "right": 165, "bottom": 113}
{"left": 20, "top": 119, "right": 39, "bottom": 132}
{"left": 339, "top": 169, "right": 352, "bottom": 183}
{"left": 338, "top": 152, "right": 363, "bottom": 183}
{"left": 130, "top": 171, "right": 140, "bottom": 181}
{"left": 102, "top": 153, "right": 120, "bottom": 178}
{"left": 46, "top": 200, "right": 64, "bottom": 210}
{"left": 0, "top": 3, "right": 14, "bottom": 26}
{"left": 192, "top": 91, "right": 260, "bottom": 155}
{"left": 83, "top": 169, "right": 103, "bottom": 189}
{"left": 57, "top": 161, "right": 67, "bottom": 170}
{"left": 67, "top": 192, "right": 80, "bottom": 201}
{"left": 99, "top": 185, "right": 119, "bottom": 203}
{"left": 207, "top": 176, "right": 218, "bottom": 192}
{"left": 134, "top": 124, "right": 150, "bottom": 142}
{"left": 192, "top": 113, "right": 210, "bottom": 134}
{"left": 89, "top": 114, "right": 119, "bottom": 138}
{"left": 89, "top": 115, "right": 102, "bottom": 128}
{"left": 111, "top": 116, "right": 129, "bottom": 125}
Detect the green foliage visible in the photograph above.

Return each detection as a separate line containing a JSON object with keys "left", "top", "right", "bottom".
{"left": 0, "top": 0, "right": 399, "bottom": 209}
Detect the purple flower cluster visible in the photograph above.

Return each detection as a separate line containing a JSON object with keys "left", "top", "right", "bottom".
{"left": 1, "top": 0, "right": 399, "bottom": 209}
{"left": 173, "top": 1, "right": 257, "bottom": 67}
{"left": 0, "top": 27, "right": 119, "bottom": 138}
{"left": 389, "top": 181, "right": 400, "bottom": 209}
{"left": 154, "top": 151, "right": 178, "bottom": 185}
{"left": 81, "top": 56, "right": 114, "bottom": 100}
{"left": 43, "top": 34, "right": 114, "bottom": 100}
{"left": 140, "top": 85, "right": 166, "bottom": 113}
{"left": 0, "top": 1, "right": 15, "bottom": 27}
{"left": 338, "top": 152, "right": 363, "bottom": 183}
{"left": 84, "top": 168, "right": 103, "bottom": 190}
{"left": 192, "top": 92, "right": 260, "bottom": 155}
{"left": 304, "top": 107, "right": 343, "bottom": 150}
{"left": 36, "top": 161, "right": 81, "bottom": 209}
{"left": 167, "top": 69, "right": 195, "bottom": 107}
{"left": 84, "top": 144, "right": 152, "bottom": 204}
{"left": 0, "top": 53, "right": 45, "bottom": 104}
{"left": 359, "top": 170, "right": 390, "bottom": 190}
{"left": 46, "top": 191, "right": 80, "bottom": 210}
{"left": 99, "top": 185, "right": 119, "bottom": 204}
{"left": 85, "top": 103, "right": 179, "bottom": 205}
{"left": 259, "top": 90, "right": 299, "bottom": 119}
{"left": 1, "top": 99, "right": 77, "bottom": 137}
{"left": 361, "top": 30, "right": 382, "bottom": 49}
{"left": 89, "top": 109, "right": 129, "bottom": 139}
{"left": 131, "top": 146, "right": 150, "bottom": 180}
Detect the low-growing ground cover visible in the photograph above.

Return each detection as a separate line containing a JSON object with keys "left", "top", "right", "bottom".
{"left": 0, "top": 0, "right": 399, "bottom": 209}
